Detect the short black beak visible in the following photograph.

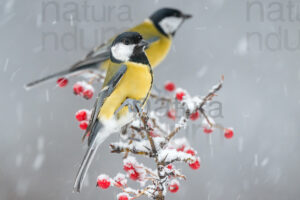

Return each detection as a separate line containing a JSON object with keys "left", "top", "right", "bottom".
{"left": 137, "top": 40, "right": 149, "bottom": 49}
{"left": 182, "top": 13, "right": 192, "bottom": 19}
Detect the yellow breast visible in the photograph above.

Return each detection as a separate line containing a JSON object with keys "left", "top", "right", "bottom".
{"left": 99, "top": 62, "right": 152, "bottom": 120}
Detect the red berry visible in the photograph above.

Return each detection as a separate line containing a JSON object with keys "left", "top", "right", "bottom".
{"left": 224, "top": 128, "right": 234, "bottom": 139}
{"left": 123, "top": 163, "right": 134, "bottom": 172}
{"left": 176, "top": 91, "right": 185, "bottom": 101}
{"left": 117, "top": 193, "right": 129, "bottom": 200}
{"left": 83, "top": 89, "right": 93, "bottom": 100}
{"left": 190, "top": 111, "right": 200, "bottom": 121}
{"left": 176, "top": 145, "right": 185, "bottom": 152}
{"left": 168, "top": 180, "right": 179, "bottom": 193}
{"left": 189, "top": 159, "right": 200, "bottom": 170}
{"left": 203, "top": 127, "right": 213, "bottom": 134}
{"left": 97, "top": 175, "right": 111, "bottom": 189}
{"left": 113, "top": 173, "right": 127, "bottom": 187}
{"left": 185, "top": 149, "right": 195, "bottom": 156}
{"left": 57, "top": 77, "right": 68, "bottom": 87}
{"left": 167, "top": 110, "right": 176, "bottom": 120}
{"left": 129, "top": 170, "right": 139, "bottom": 181}
{"left": 167, "top": 164, "right": 173, "bottom": 170}
{"left": 79, "top": 121, "right": 88, "bottom": 130}
{"left": 164, "top": 81, "right": 175, "bottom": 92}
{"left": 73, "top": 82, "right": 84, "bottom": 95}
{"left": 75, "top": 110, "right": 88, "bottom": 121}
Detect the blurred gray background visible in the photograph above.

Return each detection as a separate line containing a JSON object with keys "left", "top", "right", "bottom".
{"left": 1, "top": 0, "right": 300, "bottom": 199}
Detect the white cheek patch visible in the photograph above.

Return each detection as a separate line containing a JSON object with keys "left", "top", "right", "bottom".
{"left": 159, "top": 17, "right": 183, "bottom": 35}
{"left": 111, "top": 43, "right": 135, "bottom": 62}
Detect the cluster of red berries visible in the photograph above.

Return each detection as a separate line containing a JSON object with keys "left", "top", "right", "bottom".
{"left": 75, "top": 109, "right": 90, "bottom": 130}
{"left": 97, "top": 173, "right": 127, "bottom": 189}
{"left": 201, "top": 119, "right": 234, "bottom": 138}
{"left": 73, "top": 81, "right": 94, "bottom": 100}
{"left": 164, "top": 81, "right": 187, "bottom": 101}
{"left": 165, "top": 82, "right": 201, "bottom": 121}
{"left": 176, "top": 146, "right": 201, "bottom": 170}
{"left": 96, "top": 174, "right": 130, "bottom": 199}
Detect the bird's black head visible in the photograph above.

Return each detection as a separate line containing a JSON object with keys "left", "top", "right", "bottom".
{"left": 110, "top": 32, "right": 149, "bottom": 65}
{"left": 150, "top": 8, "right": 192, "bottom": 37}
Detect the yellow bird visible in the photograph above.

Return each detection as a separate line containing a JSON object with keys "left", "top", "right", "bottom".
{"left": 25, "top": 8, "right": 191, "bottom": 89}
{"left": 73, "top": 32, "right": 152, "bottom": 192}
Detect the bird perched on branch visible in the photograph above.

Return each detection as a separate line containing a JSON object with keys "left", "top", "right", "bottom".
{"left": 25, "top": 8, "right": 191, "bottom": 89}
{"left": 73, "top": 32, "right": 153, "bottom": 192}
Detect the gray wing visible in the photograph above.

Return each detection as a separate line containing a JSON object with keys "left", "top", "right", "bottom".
{"left": 82, "top": 65, "right": 127, "bottom": 144}
{"left": 69, "top": 38, "right": 113, "bottom": 72}
{"left": 69, "top": 51, "right": 110, "bottom": 72}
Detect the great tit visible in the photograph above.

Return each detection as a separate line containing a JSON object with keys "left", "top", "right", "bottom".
{"left": 25, "top": 8, "right": 191, "bottom": 89}
{"left": 73, "top": 32, "right": 153, "bottom": 192}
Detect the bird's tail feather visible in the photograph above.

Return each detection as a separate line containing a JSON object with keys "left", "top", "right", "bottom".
{"left": 24, "top": 69, "right": 71, "bottom": 90}
{"left": 24, "top": 60, "right": 103, "bottom": 90}
{"left": 73, "top": 120, "right": 109, "bottom": 192}
{"left": 73, "top": 140, "right": 98, "bottom": 192}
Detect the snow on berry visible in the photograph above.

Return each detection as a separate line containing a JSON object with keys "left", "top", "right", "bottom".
{"left": 176, "top": 145, "right": 185, "bottom": 152}
{"left": 164, "top": 81, "right": 176, "bottom": 92}
{"left": 113, "top": 173, "right": 127, "bottom": 187}
{"left": 169, "top": 138, "right": 190, "bottom": 151}
{"left": 185, "top": 149, "right": 196, "bottom": 156}
{"left": 117, "top": 193, "right": 130, "bottom": 200}
{"left": 168, "top": 179, "right": 179, "bottom": 193}
{"left": 203, "top": 127, "right": 213, "bottom": 134}
{"left": 189, "top": 158, "right": 201, "bottom": 170}
{"left": 73, "top": 81, "right": 94, "bottom": 99}
{"left": 123, "top": 156, "right": 145, "bottom": 182}
{"left": 224, "top": 128, "right": 234, "bottom": 139}
{"left": 79, "top": 121, "right": 88, "bottom": 130}
{"left": 56, "top": 77, "right": 68, "bottom": 87}
{"left": 83, "top": 84, "right": 94, "bottom": 100}
{"left": 190, "top": 110, "right": 200, "bottom": 121}
{"left": 176, "top": 91, "right": 185, "bottom": 101}
{"left": 129, "top": 170, "right": 140, "bottom": 181}
{"left": 73, "top": 82, "right": 84, "bottom": 95}
{"left": 97, "top": 174, "right": 111, "bottom": 189}
{"left": 167, "top": 109, "right": 176, "bottom": 120}
{"left": 75, "top": 109, "right": 89, "bottom": 121}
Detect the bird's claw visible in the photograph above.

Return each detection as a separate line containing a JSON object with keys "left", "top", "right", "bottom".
{"left": 115, "top": 99, "right": 142, "bottom": 116}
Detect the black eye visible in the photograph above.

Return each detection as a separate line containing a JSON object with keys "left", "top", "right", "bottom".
{"left": 124, "top": 40, "right": 129, "bottom": 45}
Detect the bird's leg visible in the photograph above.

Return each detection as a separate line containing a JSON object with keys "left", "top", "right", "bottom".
{"left": 115, "top": 98, "right": 142, "bottom": 116}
